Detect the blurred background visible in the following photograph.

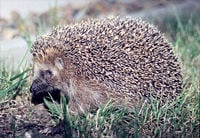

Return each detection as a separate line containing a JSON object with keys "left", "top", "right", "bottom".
{"left": 0, "top": 0, "right": 199, "bottom": 69}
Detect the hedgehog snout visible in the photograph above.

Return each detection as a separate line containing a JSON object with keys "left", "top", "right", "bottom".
{"left": 30, "top": 78, "right": 49, "bottom": 94}
{"left": 30, "top": 78, "right": 62, "bottom": 104}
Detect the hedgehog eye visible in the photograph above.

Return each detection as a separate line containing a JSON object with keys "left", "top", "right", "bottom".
{"left": 46, "top": 70, "right": 53, "bottom": 77}
{"left": 40, "top": 70, "right": 53, "bottom": 80}
{"left": 40, "top": 71, "right": 45, "bottom": 78}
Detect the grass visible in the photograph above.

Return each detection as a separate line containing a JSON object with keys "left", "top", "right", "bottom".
{"left": 0, "top": 64, "right": 29, "bottom": 101}
{"left": 0, "top": 11, "right": 199, "bottom": 137}
{"left": 0, "top": 33, "right": 32, "bottom": 102}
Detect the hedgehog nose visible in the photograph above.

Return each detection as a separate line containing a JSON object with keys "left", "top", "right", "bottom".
{"left": 30, "top": 79, "right": 41, "bottom": 93}
{"left": 30, "top": 83, "right": 36, "bottom": 93}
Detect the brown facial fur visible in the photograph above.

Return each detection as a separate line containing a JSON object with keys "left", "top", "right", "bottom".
{"left": 30, "top": 17, "right": 183, "bottom": 114}
{"left": 31, "top": 48, "right": 111, "bottom": 114}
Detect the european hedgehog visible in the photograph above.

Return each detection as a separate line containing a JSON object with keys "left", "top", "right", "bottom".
{"left": 30, "top": 17, "right": 182, "bottom": 114}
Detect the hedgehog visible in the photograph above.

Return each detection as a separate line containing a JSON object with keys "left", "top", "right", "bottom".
{"left": 30, "top": 17, "right": 183, "bottom": 114}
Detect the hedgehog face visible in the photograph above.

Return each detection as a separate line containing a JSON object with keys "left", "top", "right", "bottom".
{"left": 30, "top": 60, "right": 64, "bottom": 104}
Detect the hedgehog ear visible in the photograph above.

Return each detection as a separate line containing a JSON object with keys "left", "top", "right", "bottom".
{"left": 55, "top": 57, "right": 64, "bottom": 70}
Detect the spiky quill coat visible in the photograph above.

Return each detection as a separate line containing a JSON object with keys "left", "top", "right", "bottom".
{"left": 31, "top": 17, "right": 182, "bottom": 113}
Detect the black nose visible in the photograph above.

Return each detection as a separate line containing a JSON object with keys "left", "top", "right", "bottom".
{"left": 30, "top": 79, "right": 43, "bottom": 93}
{"left": 30, "top": 84, "right": 35, "bottom": 93}
{"left": 30, "top": 80, "right": 39, "bottom": 93}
